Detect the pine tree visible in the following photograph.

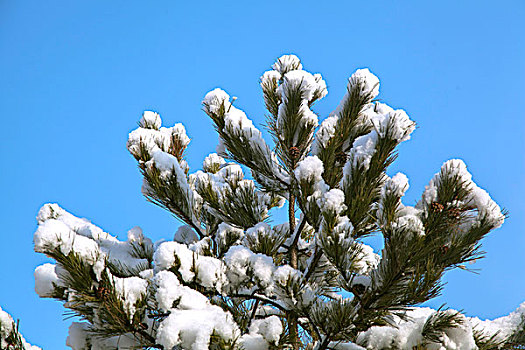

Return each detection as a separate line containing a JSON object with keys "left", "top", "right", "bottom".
{"left": 30, "top": 54, "right": 525, "bottom": 349}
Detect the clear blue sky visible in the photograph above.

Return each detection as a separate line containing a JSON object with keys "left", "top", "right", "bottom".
{"left": 1, "top": 1, "right": 524, "bottom": 348}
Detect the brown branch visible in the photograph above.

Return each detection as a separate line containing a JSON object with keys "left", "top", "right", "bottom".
{"left": 287, "top": 189, "right": 301, "bottom": 350}
{"left": 304, "top": 248, "right": 323, "bottom": 282}
{"left": 232, "top": 293, "right": 287, "bottom": 313}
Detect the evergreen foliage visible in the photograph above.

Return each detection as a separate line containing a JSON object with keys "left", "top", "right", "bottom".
{"left": 25, "top": 54, "right": 524, "bottom": 349}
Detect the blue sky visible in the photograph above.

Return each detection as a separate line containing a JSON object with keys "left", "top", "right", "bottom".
{"left": 1, "top": 1, "right": 524, "bottom": 348}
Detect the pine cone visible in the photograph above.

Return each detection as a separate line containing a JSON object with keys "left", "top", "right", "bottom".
{"left": 447, "top": 207, "right": 462, "bottom": 220}
{"left": 96, "top": 285, "right": 110, "bottom": 300}
{"left": 289, "top": 146, "right": 300, "bottom": 160}
{"left": 430, "top": 202, "right": 444, "bottom": 213}
{"left": 335, "top": 152, "right": 347, "bottom": 165}
{"left": 352, "top": 283, "right": 366, "bottom": 296}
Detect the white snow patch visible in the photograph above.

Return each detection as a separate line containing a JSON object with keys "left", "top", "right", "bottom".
{"left": 34, "top": 263, "right": 61, "bottom": 297}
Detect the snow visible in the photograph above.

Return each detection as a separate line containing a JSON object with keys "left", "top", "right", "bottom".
{"left": 239, "top": 334, "right": 269, "bottom": 350}
{"left": 355, "top": 243, "right": 380, "bottom": 275}
{"left": 313, "top": 70, "right": 378, "bottom": 155}
{"left": 272, "top": 265, "right": 298, "bottom": 286}
{"left": 156, "top": 306, "right": 239, "bottom": 350}
{"left": 354, "top": 306, "right": 525, "bottom": 350}
{"left": 33, "top": 202, "right": 154, "bottom": 308}
{"left": 139, "top": 268, "right": 154, "bottom": 279}
{"left": 203, "top": 88, "right": 231, "bottom": 114}
{"left": 328, "top": 341, "right": 366, "bottom": 350}
{"left": 294, "top": 156, "right": 329, "bottom": 211}
{"left": 36, "top": 203, "right": 110, "bottom": 241}
{"left": 66, "top": 322, "right": 88, "bottom": 350}
{"left": 348, "top": 68, "right": 380, "bottom": 99}
{"left": 470, "top": 301, "right": 525, "bottom": 342}
{"left": 383, "top": 173, "right": 409, "bottom": 198}
{"left": 193, "top": 162, "right": 244, "bottom": 194}
{"left": 203, "top": 88, "right": 290, "bottom": 186}
{"left": 272, "top": 265, "right": 317, "bottom": 309}
{"left": 202, "top": 152, "right": 226, "bottom": 173}
{"left": 214, "top": 223, "right": 244, "bottom": 249}
{"left": 244, "top": 222, "right": 273, "bottom": 246}
{"left": 386, "top": 109, "right": 416, "bottom": 142}
{"left": 127, "top": 128, "right": 160, "bottom": 156}
{"left": 277, "top": 98, "right": 317, "bottom": 137}
{"left": 361, "top": 106, "right": 415, "bottom": 143}
{"left": 154, "top": 241, "right": 201, "bottom": 280}
{"left": 139, "top": 110, "right": 162, "bottom": 129}
{"left": 274, "top": 69, "right": 327, "bottom": 145}
{"left": 393, "top": 214, "right": 425, "bottom": 236}
{"left": 256, "top": 305, "right": 283, "bottom": 318}
{"left": 340, "top": 106, "right": 415, "bottom": 185}
{"left": 67, "top": 324, "right": 141, "bottom": 350}
{"left": 142, "top": 148, "right": 201, "bottom": 226}
{"left": 224, "top": 103, "right": 261, "bottom": 138}
{"left": 127, "top": 226, "right": 144, "bottom": 242}
{"left": 149, "top": 149, "right": 179, "bottom": 175}
{"left": 223, "top": 245, "right": 315, "bottom": 307}
{"left": 470, "top": 186, "right": 505, "bottom": 228}
{"left": 0, "top": 307, "right": 14, "bottom": 344}
{"left": 247, "top": 316, "right": 283, "bottom": 345}
{"left": 216, "top": 163, "right": 244, "bottom": 181}
{"left": 312, "top": 70, "right": 411, "bottom": 160}
{"left": 223, "top": 245, "right": 286, "bottom": 294}
{"left": 418, "top": 159, "right": 468, "bottom": 207}
{"left": 35, "top": 204, "right": 152, "bottom": 284}
{"left": 271, "top": 54, "right": 302, "bottom": 74}
{"left": 371, "top": 102, "right": 395, "bottom": 115}
{"left": 194, "top": 255, "right": 224, "bottom": 290}
{"left": 154, "top": 241, "right": 224, "bottom": 291}
{"left": 260, "top": 70, "right": 282, "bottom": 86}
{"left": 251, "top": 254, "right": 279, "bottom": 289}
{"left": 171, "top": 123, "right": 192, "bottom": 148}
{"left": 341, "top": 132, "right": 379, "bottom": 179}
{"left": 72, "top": 332, "right": 138, "bottom": 349}
{"left": 312, "top": 115, "right": 338, "bottom": 154}
{"left": 278, "top": 69, "right": 326, "bottom": 103}
{"left": 193, "top": 162, "right": 275, "bottom": 229}
{"left": 127, "top": 120, "right": 190, "bottom": 159}
{"left": 111, "top": 276, "right": 148, "bottom": 318}
{"left": 417, "top": 159, "right": 505, "bottom": 228}
{"left": 329, "top": 68, "right": 380, "bottom": 132}
{"left": 34, "top": 219, "right": 101, "bottom": 263}
{"left": 174, "top": 225, "right": 199, "bottom": 244}
{"left": 34, "top": 263, "right": 61, "bottom": 297}
{"left": 262, "top": 55, "right": 328, "bottom": 154}
{"left": 187, "top": 236, "right": 209, "bottom": 254}
{"left": 376, "top": 173, "right": 425, "bottom": 236}
{"left": 294, "top": 156, "right": 325, "bottom": 183}
{"left": 223, "top": 245, "right": 258, "bottom": 287}
{"left": 318, "top": 189, "right": 346, "bottom": 215}
{"left": 357, "top": 307, "right": 476, "bottom": 350}
{"left": 153, "top": 270, "right": 209, "bottom": 311}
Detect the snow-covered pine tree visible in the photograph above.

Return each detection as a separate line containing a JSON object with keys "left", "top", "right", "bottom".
{"left": 31, "top": 54, "right": 525, "bottom": 350}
